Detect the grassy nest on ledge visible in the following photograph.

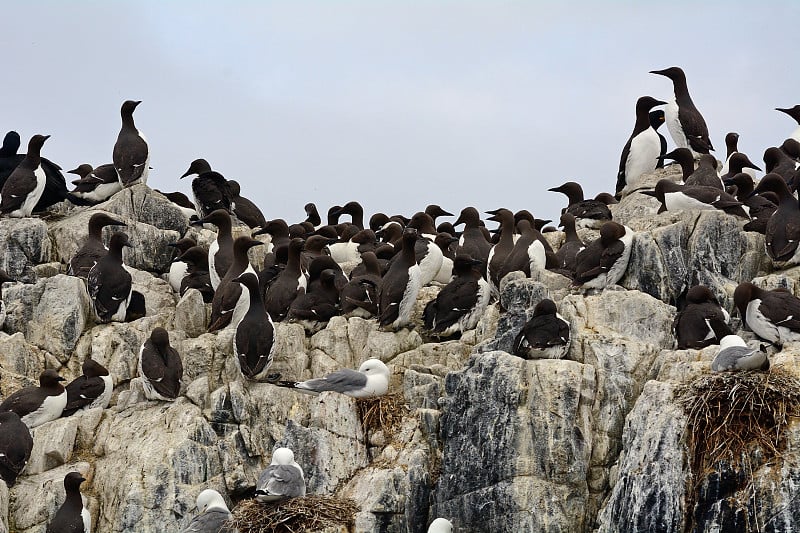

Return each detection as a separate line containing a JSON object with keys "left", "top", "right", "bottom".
{"left": 675, "top": 367, "right": 800, "bottom": 525}
{"left": 226, "top": 496, "right": 359, "bottom": 533}
{"left": 356, "top": 393, "right": 409, "bottom": 440}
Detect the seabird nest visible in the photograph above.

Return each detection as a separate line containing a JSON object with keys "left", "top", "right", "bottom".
{"left": 226, "top": 496, "right": 359, "bottom": 533}
{"left": 356, "top": 393, "right": 408, "bottom": 440}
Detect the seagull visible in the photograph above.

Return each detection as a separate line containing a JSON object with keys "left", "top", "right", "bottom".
{"left": 255, "top": 447, "right": 306, "bottom": 502}
{"left": 276, "top": 358, "right": 390, "bottom": 398}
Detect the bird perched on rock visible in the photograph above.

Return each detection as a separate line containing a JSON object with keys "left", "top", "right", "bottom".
{"left": 255, "top": 447, "right": 306, "bottom": 502}
{"left": 62, "top": 359, "right": 114, "bottom": 417}
{"left": 453, "top": 206, "right": 492, "bottom": 268}
{"left": 0, "top": 411, "right": 33, "bottom": 487}
{"left": 208, "top": 236, "right": 263, "bottom": 332}
{"left": 498, "top": 219, "right": 548, "bottom": 281}
{"left": 46, "top": 471, "right": 91, "bottom": 533}
{"left": 718, "top": 152, "right": 762, "bottom": 183}
{"left": 138, "top": 327, "right": 183, "bottom": 401}
{"left": 227, "top": 179, "right": 267, "bottom": 230}
{"left": 68, "top": 163, "right": 122, "bottom": 204}
{"left": 68, "top": 213, "right": 127, "bottom": 279}
{"left": 672, "top": 285, "right": 731, "bottom": 349}
{"left": 167, "top": 237, "right": 197, "bottom": 293}
{"left": 87, "top": 232, "right": 133, "bottom": 323}
{"left": 719, "top": 133, "right": 759, "bottom": 179}
{"left": 734, "top": 282, "right": 800, "bottom": 345}
{"left": 573, "top": 221, "right": 634, "bottom": 290}
{"left": 113, "top": 100, "right": 149, "bottom": 187}
{"left": 176, "top": 245, "right": 214, "bottom": 303}
{"left": 616, "top": 96, "right": 667, "bottom": 197}
{"left": 264, "top": 238, "right": 307, "bottom": 322}
{"left": 180, "top": 489, "right": 235, "bottom": 533}
{"left": 710, "top": 327, "right": 768, "bottom": 372}
{"left": 650, "top": 66, "right": 713, "bottom": 156}
{"left": 548, "top": 182, "right": 612, "bottom": 228}
{"left": 287, "top": 268, "right": 340, "bottom": 334}
{"left": 0, "top": 369, "right": 67, "bottom": 428}
{"left": 231, "top": 273, "right": 276, "bottom": 381}
{"left": 658, "top": 147, "right": 694, "bottom": 182}
{"left": 191, "top": 209, "right": 234, "bottom": 290}
{"left": 650, "top": 109, "right": 667, "bottom": 168}
{"left": 552, "top": 213, "right": 585, "bottom": 278}
{"left": 0, "top": 134, "right": 50, "bottom": 217}
{"left": 684, "top": 154, "right": 723, "bottom": 189}
{"left": 753, "top": 174, "right": 800, "bottom": 264}
{"left": 641, "top": 179, "right": 748, "bottom": 218}
{"left": 512, "top": 299, "right": 571, "bottom": 359}
{"left": 486, "top": 208, "right": 517, "bottom": 296}
{"left": 276, "top": 358, "right": 390, "bottom": 398}
{"left": 726, "top": 173, "right": 776, "bottom": 234}
{"left": 180, "top": 159, "right": 233, "bottom": 220}
{"left": 423, "top": 255, "right": 491, "bottom": 338}
{"left": 378, "top": 228, "right": 422, "bottom": 330}
{"left": 341, "top": 251, "right": 382, "bottom": 318}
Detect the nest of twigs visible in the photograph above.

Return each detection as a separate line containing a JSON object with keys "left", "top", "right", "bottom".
{"left": 675, "top": 367, "right": 800, "bottom": 526}
{"left": 226, "top": 496, "right": 359, "bottom": 533}
{"left": 356, "top": 393, "right": 408, "bottom": 440}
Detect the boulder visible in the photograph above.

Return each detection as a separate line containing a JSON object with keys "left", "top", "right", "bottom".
{"left": 0, "top": 218, "right": 51, "bottom": 283}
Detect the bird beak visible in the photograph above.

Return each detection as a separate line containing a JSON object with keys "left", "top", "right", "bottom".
{"left": 639, "top": 190, "right": 658, "bottom": 198}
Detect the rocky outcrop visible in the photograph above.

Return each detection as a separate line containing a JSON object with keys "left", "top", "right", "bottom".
{"left": 1, "top": 173, "right": 797, "bottom": 533}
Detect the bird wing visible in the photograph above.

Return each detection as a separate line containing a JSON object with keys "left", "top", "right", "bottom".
{"left": 300, "top": 368, "right": 367, "bottom": 393}
{"left": 87, "top": 260, "right": 131, "bottom": 320}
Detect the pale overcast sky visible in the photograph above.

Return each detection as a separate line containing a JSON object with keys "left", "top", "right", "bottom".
{"left": 3, "top": 1, "right": 799, "bottom": 225}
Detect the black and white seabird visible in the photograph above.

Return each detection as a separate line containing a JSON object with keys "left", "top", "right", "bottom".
{"left": 208, "top": 236, "right": 264, "bottom": 332}
{"left": 0, "top": 134, "right": 50, "bottom": 217}
{"left": 512, "top": 299, "right": 571, "bottom": 359}
{"left": 552, "top": 213, "right": 585, "bottom": 278}
{"left": 710, "top": 326, "right": 768, "bottom": 372}
{"left": 423, "top": 255, "right": 490, "bottom": 338}
{"left": 180, "top": 489, "right": 234, "bottom": 533}
{"left": 497, "top": 219, "right": 547, "bottom": 280}
{"left": 615, "top": 96, "right": 667, "bottom": 197}
{"left": 180, "top": 159, "right": 233, "bottom": 219}
{"left": 227, "top": 179, "right": 267, "bottom": 230}
{"left": 753, "top": 174, "right": 800, "bottom": 264}
{"left": 341, "top": 251, "right": 382, "bottom": 318}
{"left": 87, "top": 232, "right": 133, "bottom": 323}
{"left": 684, "top": 154, "right": 723, "bottom": 189}
{"left": 276, "top": 358, "right": 390, "bottom": 397}
{"left": 264, "top": 238, "right": 308, "bottom": 322}
{"left": 46, "top": 471, "right": 91, "bottom": 533}
{"left": 432, "top": 232, "right": 458, "bottom": 284}
{"left": 735, "top": 281, "right": 800, "bottom": 345}
{"left": 673, "top": 285, "right": 731, "bottom": 349}
{"left": 776, "top": 105, "right": 800, "bottom": 143}
{"left": 287, "top": 268, "right": 341, "bottom": 334}
{"left": 573, "top": 221, "right": 634, "bottom": 290}
{"left": 68, "top": 163, "right": 122, "bottom": 204}
{"left": 649, "top": 109, "right": 668, "bottom": 168}
{"left": 548, "top": 181, "right": 612, "bottom": 228}
{"left": 407, "top": 212, "right": 444, "bottom": 286}
{"left": 253, "top": 218, "right": 290, "bottom": 255}
{"left": 304, "top": 202, "right": 322, "bottom": 227}
{"left": 167, "top": 237, "right": 198, "bottom": 293}
{"left": 230, "top": 272, "right": 276, "bottom": 381}
{"left": 641, "top": 179, "right": 748, "bottom": 218}
{"left": 378, "top": 228, "right": 422, "bottom": 330}
{"left": 191, "top": 209, "right": 234, "bottom": 290}
{"left": 176, "top": 245, "right": 214, "bottom": 303}
{"left": 486, "top": 208, "right": 517, "bottom": 296}
{"left": 727, "top": 173, "right": 776, "bottom": 234}
{"left": 68, "top": 213, "right": 127, "bottom": 279}
{"left": 425, "top": 204, "right": 454, "bottom": 227}
{"left": 763, "top": 146, "right": 799, "bottom": 185}
{"left": 453, "top": 207, "right": 492, "bottom": 269}
{"left": 0, "top": 130, "right": 75, "bottom": 211}
{"left": 718, "top": 151, "right": 762, "bottom": 183}
{"left": 0, "top": 411, "right": 33, "bottom": 487}
{"left": 718, "top": 133, "right": 759, "bottom": 179}
{"left": 650, "top": 66, "right": 713, "bottom": 156}
{"left": 0, "top": 369, "right": 67, "bottom": 428}
{"left": 332, "top": 201, "right": 365, "bottom": 229}
{"left": 113, "top": 100, "right": 149, "bottom": 187}
{"left": 138, "top": 327, "right": 183, "bottom": 401}
{"left": 255, "top": 447, "right": 306, "bottom": 502}
{"left": 62, "top": 359, "right": 114, "bottom": 417}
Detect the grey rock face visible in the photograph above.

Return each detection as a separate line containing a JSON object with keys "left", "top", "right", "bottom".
{"left": 3, "top": 274, "right": 92, "bottom": 359}
{"left": 0, "top": 218, "right": 51, "bottom": 282}
{"left": 434, "top": 352, "right": 596, "bottom": 532}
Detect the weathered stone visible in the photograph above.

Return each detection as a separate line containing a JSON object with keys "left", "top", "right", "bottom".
{"left": 94, "top": 185, "right": 189, "bottom": 234}
{"left": 0, "top": 332, "right": 45, "bottom": 385}
{"left": 173, "top": 288, "right": 209, "bottom": 338}
{"left": 596, "top": 381, "right": 688, "bottom": 533}
{"left": 8, "top": 462, "right": 92, "bottom": 532}
{"left": 0, "top": 218, "right": 51, "bottom": 283}
{"left": 434, "top": 352, "right": 596, "bottom": 532}
{"left": 27, "top": 416, "right": 79, "bottom": 474}
{"left": 3, "top": 274, "right": 92, "bottom": 359}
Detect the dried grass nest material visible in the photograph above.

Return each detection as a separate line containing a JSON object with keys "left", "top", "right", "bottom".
{"left": 356, "top": 393, "right": 409, "bottom": 438}
{"left": 675, "top": 367, "right": 800, "bottom": 478}
{"left": 226, "top": 496, "right": 359, "bottom": 533}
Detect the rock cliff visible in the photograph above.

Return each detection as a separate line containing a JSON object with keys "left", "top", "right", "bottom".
{"left": 1, "top": 169, "right": 798, "bottom": 532}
